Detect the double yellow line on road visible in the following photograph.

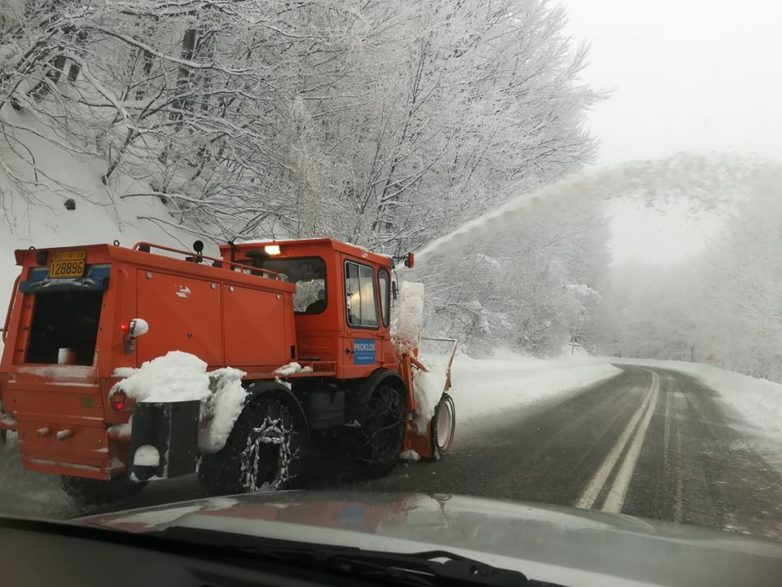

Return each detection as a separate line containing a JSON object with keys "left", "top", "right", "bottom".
{"left": 575, "top": 369, "right": 661, "bottom": 513}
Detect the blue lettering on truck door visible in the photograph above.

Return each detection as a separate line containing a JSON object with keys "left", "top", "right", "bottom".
{"left": 353, "top": 339, "right": 376, "bottom": 365}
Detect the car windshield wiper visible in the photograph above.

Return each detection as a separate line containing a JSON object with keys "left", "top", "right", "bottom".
{"left": 156, "top": 525, "right": 529, "bottom": 586}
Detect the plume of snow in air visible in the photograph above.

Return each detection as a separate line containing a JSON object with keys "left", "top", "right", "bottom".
{"left": 415, "top": 153, "right": 779, "bottom": 264}
{"left": 392, "top": 281, "right": 425, "bottom": 354}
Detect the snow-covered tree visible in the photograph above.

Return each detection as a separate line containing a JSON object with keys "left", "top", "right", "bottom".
{"left": 697, "top": 169, "right": 782, "bottom": 380}
{"left": 415, "top": 194, "right": 610, "bottom": 356}
{"left": 1, "top": 0, "right": 599, "bottom": 252}
{"left": 589, "top": 159, "right": 782, "bottom": 381}
{"left": 1, "top": 0, "right": 606, "bottom": 358}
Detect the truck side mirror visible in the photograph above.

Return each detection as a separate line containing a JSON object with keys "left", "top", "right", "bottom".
{"left": 392, "top": 281, "right": 399, "bottom": 301}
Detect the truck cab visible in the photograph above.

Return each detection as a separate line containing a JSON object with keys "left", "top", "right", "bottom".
{"left": 220, "top": 239, "right": 397, "bottom": 380}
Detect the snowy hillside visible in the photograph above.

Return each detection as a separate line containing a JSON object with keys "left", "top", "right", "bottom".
{"left": 0, "top": 106, "right": 193, "bottom": 336}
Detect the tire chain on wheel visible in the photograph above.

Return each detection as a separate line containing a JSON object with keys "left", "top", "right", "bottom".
{"left": 356, "top": 384, "right": 405, "bottom": 475}
{"left": 198, "top": 395, "right": 305, "bottom": 496}
{"left": 239, "top": 399, "right": 301, "bottom": 492}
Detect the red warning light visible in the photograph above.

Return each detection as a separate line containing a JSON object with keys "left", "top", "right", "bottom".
{"left": 110, "top": 389, "right": 127, "bottom": 411}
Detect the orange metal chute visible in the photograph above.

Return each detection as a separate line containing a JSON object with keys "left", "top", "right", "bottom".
{"left": 399, "top": 340, "right": 458, "bottom": 460}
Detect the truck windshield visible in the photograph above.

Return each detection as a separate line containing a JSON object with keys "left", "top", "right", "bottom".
{"left": 246, "top": 255, "right": 327, "bottom": 314}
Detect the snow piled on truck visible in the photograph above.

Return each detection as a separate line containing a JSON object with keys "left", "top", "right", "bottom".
{"left": 199, "top": 366, "right": 248, "bottom": 453}
{"left": 111, "top": 351, "right": 248, "bottom": 453}
{"left": 391, "top": 281, "right": 450, "bottom": 434}
{"left": 133, "top": 445, "right": 161, "bottom": 467}
{"left": 400, "top": 449, "right": 421, "bottom": 462}
{"left": 392, "top": 281, "right": 425, "bottom": 353}
{"left": 273, "top": 362, "right": 313, "bottom": 376}
{"left": 112, "top": 351, "right": 212, "bottom": 403}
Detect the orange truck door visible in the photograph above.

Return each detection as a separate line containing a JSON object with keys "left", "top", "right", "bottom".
{"left": 340, "top": 258, "right": 384, "bottom": 379}
{"left": 136, "top": 270, "right": 223, "bottom": 367}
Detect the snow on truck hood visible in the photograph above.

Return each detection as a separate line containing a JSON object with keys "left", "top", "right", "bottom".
{"left": 77, "top": 491, "right": 782, "bottom": 587}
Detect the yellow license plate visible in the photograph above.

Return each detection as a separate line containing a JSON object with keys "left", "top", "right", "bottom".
{"left": 49, "top": 250, "right": 87, "bottom": 279}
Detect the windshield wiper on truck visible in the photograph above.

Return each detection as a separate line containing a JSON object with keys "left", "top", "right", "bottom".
{"left": 157, "top": 525, "right": 529, "bottom": 587}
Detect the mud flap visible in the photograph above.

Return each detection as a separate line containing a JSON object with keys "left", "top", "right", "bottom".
{"left": 129, "top": 401, "right": 200, "bottom": 481}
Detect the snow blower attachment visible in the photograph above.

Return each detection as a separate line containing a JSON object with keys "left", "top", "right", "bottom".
{"left": 0, "top": 239, "right": 456, "bottom": 502}
{"left": 393, "top": 281, "right": 457, "bottom": 461}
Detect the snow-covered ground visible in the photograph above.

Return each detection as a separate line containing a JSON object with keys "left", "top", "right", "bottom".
{"left": 407, "top": 346, "right": 621, "bottom": 438}
{"left": 443, "top": 349, "right": 621, "bottom": 427}
{"left": 609, "top": 357, "right": 782, "bottom": 471}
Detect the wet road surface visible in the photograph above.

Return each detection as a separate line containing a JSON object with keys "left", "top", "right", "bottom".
{"left": 346, "top": 365, "right": 782, "bottom": 541}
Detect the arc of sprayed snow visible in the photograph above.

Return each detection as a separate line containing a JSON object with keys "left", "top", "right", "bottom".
{"left": 415, "top": 154, "right": 778, "bottom": 262}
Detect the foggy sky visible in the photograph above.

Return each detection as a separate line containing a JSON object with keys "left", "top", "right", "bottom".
{"left": 564, "top": 0, "right": 782, "bottom": 165}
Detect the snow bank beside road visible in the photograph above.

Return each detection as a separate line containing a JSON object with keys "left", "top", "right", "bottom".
{"left": 440, "top": 351, "right": 621, "bottom": 427}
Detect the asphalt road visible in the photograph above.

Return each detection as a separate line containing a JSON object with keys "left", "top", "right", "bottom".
{"left": 3, "top": 364, "right": 782, "bottom": 542}
{"left": 345, "top": 365, "right": 782, "bottom": 542}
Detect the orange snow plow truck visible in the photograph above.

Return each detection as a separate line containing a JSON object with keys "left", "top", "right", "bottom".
{"left": 0, "top": 239, "right": 456, "bottom": 504}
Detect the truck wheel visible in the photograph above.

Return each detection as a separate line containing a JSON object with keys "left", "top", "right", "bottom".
{"left": 430, "top": 394, "right": 456, "bottom": 460}
{"left": 198, "top": 395, "right": 303, "bottom": 496}
{"left": 356, "top": 383, "right": 405, "bottom": 478}
{"left": 60, "top": 475, "right": 146, "bottom": 507}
